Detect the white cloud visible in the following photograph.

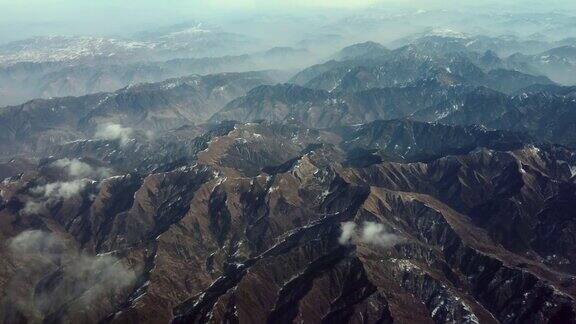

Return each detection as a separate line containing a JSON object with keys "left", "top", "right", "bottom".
{"left": 360, "top": 222, "right": 401, "bottom": 248}
{"left": 22, "top": 200, "right": 44, "bottom": 215}
{"left": 53, "top": 158, "right": 111, "bottom": 179}
{"left": 339, "top": 221, "right": 357, "bottom": 245}
{"left": 22, "top": 159, "right": 107, "bottom": 215}
{"left": 22, "top": 163, "right": 102, "bottom": 214}
{"left": 31, "top": 179, "right": 89, "bottom": 200}
{"left": 8, "top": 230, "right": 64, "bottom": 256}
{"left": 339, "top": 221, "right": 402, "bottom": 248}
{"left": 7, "top": 230, "right": 136, "bottom": 319}
{"left": 94, "top": 123, "right": 133, "bottom": 146}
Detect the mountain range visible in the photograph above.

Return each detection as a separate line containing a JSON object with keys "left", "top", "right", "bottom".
{"left": 1, "top": 27, "right": 576, "bottom": 324}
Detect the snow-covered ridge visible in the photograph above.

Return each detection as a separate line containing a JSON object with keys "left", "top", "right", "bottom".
{"left": 160, "top": 25, "right": 212, "bottom": 39}
{"left": 0, "top": 36, "right": 153, "bottom": 65}
{"left": 425, "top": 28, "right": 469, "bottom": 39}
{"left": 0, "top": 22, "right": 250, "bottom": 66}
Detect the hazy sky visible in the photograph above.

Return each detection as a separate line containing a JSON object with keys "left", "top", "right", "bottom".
{"left": 0, "top": 0, "right": 381, "bottom": 17}
{"left": 1, "top": 0, "right": 575, "bottom": 43}
{"left": 0, "top": 0, "right": 378, "bottom": 42}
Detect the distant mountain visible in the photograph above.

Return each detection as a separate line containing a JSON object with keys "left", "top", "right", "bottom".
{"left": 0, "top": 23, "right": 269, "bottom": 106}
{"left": 296, "top": 33, "right": 346, "bottom": 53}
{"left": 211, "top": 81, "right": 470, "bottom": 128}
{"left": 214, "top": 80, "right": 576, "bottom": 149}
{"left": 0, "top": 36, "right": 154, "bottom": 65}
{"left": 390, "top": 30, "right": 576, "bottom": 57}
{"left": 133, "top": 21, "right": 219, "bottom": 40}
{"left": 292, "top": 45, "right": 553, "bottom": 94}
{"left": 0, "top": 71, "right": 275, "bottom": 157}
{"left": 385, "top": 33, "right": 576, "bottom": 86}
{"left": 133, "top": 22, "right": 260, "bottom": 59}
{"left": 337, "top": 119, "right": 531, "bottom": 164}
{"left": 0, "top": 47, "right": 307, "bottom": 107}
{"left": 413, "top": 86, "right": 576, "bottom": 147}
{"left": 505, "top": 45, "right": 576, "bottom": 85}
{"left": 515, "top": 83, "right": 576, "bottom": 97}
{"left": 0, "top": 23, "right": 259, "bottom": 67}
{"left": 411, "top": 86, "right": 510, "bottom": 124}
{"left": 332, "top": 41, "right": 390, "bottom": 61}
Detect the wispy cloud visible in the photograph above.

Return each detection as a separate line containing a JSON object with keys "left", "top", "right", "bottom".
{"left": 95, "top": 123, "right": 133, "bottom": 146}
{"left": 22, "top": 200, "right": 44, "bottom": 215}
{"left": 339, "top": 221, "right": 357, "bottom": 245}
{"left": 23, "top": 179, "right": 91, "bottom": 214}
{"left": 6, "top": 230, "right": 136, "bottom": 320}
{"left": 53, "top": 158, "right": 112, "bottom": 179}
{"left": 22, "top": 159, "right": 109, "bottom": 215}
{"left": 360, "top": 222, "right": 401, "bottom": 248}
{"left": 339, "top": 221, "right": 402, "bottom": 248}
{"left": 30, "top": 179, "right": 91, "bottom": 200}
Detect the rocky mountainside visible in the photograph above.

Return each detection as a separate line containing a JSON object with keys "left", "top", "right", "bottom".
{"left": 212, "top": 81, "right": 576, "bottom": 148}
{"left": 413, "top": 87, "right": 576, "bottom": 148}
{"left": 1, "top": 119, "right": 575, "bottom": 323}
{"left": 212, "top": 80, "right": 476, "bottom": 128}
